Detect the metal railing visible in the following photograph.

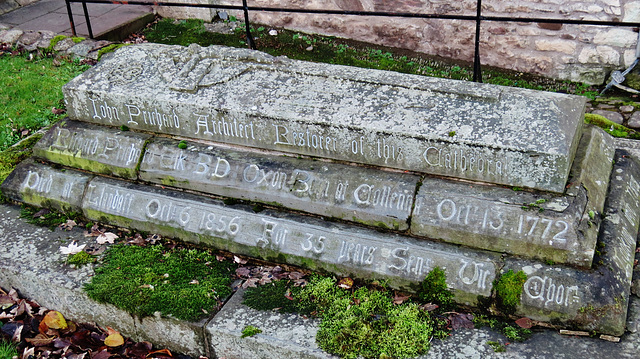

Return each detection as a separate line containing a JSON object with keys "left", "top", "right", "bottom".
{"left": 65, "top": 0, "right": 640, "bottom": 83}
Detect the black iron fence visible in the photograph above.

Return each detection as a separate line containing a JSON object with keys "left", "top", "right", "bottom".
{"left": 65, "top": 0, "right": 640, "bottom": 82}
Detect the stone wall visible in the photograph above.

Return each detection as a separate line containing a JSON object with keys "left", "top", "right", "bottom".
{"left": 171, "top": 0, "right": 640, "bottom": 84}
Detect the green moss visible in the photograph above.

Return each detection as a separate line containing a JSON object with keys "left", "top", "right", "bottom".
{"left": 98, "top": 43, "right": 129, "bottom": 60}
{"left": 119, "top": 125, "right": 130, "bottom": 131}
{"left": 243, "top": 279, "right": 301, "bottom": 313}
{"left": 494, "top": 270, "right": 527, "bottom": 313}
{"left": 84, "top": 244, "right": 236, "bottom": 321}
{"left": 19, "top": 204, "right": 81, "bottom": 231}
{"left": 178, "top": 140, "right": 188, "bottom": 149}
{"left": 48, "top": 35, "right": 68, "bottom": 50}
{"left": 448, "top": 131, "right": 456, "bottom": 137}
{"left": 473, "top": 314, "right": 532, "bottom": 342}
{"left": 0, "top": 134, "right": 41, "bottom": 183}
{"left": 417, "top": 267, "right": 454, "bottom": 310}
{"left": 244, "top": 275, "right": 448, "bottom": 358}
{"left": 241, "top": 325, "right": 262, "bottom": 338}
{"left": 585, "top": 113, "right": 636, "bottom": 138}
{"left": 66, "top": 251, "right": 96, "bottom": 267}
{"left": 71, "top": 36, "right": 85, "bottom": 43}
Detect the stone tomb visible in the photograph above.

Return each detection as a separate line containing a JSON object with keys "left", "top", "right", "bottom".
{"left": 2, "top": 43, "right": 638, "bottom": 336}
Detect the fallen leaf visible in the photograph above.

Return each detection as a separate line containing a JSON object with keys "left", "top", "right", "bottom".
{"left": 43, "top": 310, "right": 68, "bottom": 330}
{"left": 147, "top": 348, "right": 172, "bottom": 357}
{"left": 515, "top": 317, "right": 534, "bottom": 329}
{"left": 25, "top": 333, "right": 56, "bottom": 346}
{"left": 104, "top": 327, "right": 124, "bottom": 347}
{"left": 52, "top": 107, "right": 66, "bottom": 115}
{"left": 392, "top": 292, "right": 411, "bottom": 305}
{"left": 0, "top": 295, "right": 15, "bottom": 309}
{"left": 139, "top": 284, "right": 154, "bottom": 290}
{"left": 337, "top": 277, "right": 354, "bottom": 289}
{"left": 96, "top": 232, "right": 118, "bottom": 244}
{"left": 59, "top": 219, "right": 77, "bottom": 231}
{"left": 189, "top": 279, "right": 199, "bottom": 285}
{"left": 235, "top": 267, "right": 251, "bottom": 278}
{"left": 128, "top": 233, "right": 145, "bottom": 245}
{"left": 146, "top": 234, "right": 161, "bottom": 244}
{"left": 33, "top": 208, "right": 50, "bottom": 218}
{"left": 284, "top": 289, "right": 294, "bottom": 300}
{"left": 243, "top": 278, "right": 260, "bottom": 288}
{"left": 84, "top": 245, "right": 106, "bottom": 256}
{"left": 22, "top": 347, "right": 34, "bottom": 359}
{"left": 60, "top": 241, "right": 86, "bottom": 255}
{"left": 420, "top": 303, "right": 439, "bottom": 312}
{"left": 449, "top": 313, "right": 474, "bottom": 330}
{"left": 233, "top": 255, "right": 247, "bottom": 264}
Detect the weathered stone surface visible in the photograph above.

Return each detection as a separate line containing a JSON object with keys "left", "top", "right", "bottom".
{"left": 134, "top": 314, "right": 208, "bottom": 358}
{"left": 33, "top": 120, "right": 150, "bottom": 179}
{"left": 80, "top": 175, "right": 500, "bottom": 304}
{"left": 591, "top": 109, "right": 624, "bottom": 124}
{"left": 207, "top": 288, "right": 330, "bottom": 359}
{"left": 503, "top": 150, "right": 640, "bottom": 336}
{"left": 0, "top": 28, "right": 22, "bottom": 44}
{"left": 593, "top": 28, "right": 638, "bottom": 48}
{"left": 1, "top": 159, "right": 92, "bottom": 212}
{"left": 63, "top": 43, "right": 586, "bottom": 193}
{"left": 140, "top": 137, "right": 418, "bottom": 230}
{"left": 628, "top": 112, "right": 640, "bottom": 129}
{"left": 411, "top": 126, "right": 614, "bottom": 268}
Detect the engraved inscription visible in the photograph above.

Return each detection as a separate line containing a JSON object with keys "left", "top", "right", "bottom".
{"left": 22, "top": 170, "right": 52, "bottom": 194}
{"left": 524, "top": 275, "right": 581, "bottom": 309}
{"left": 423, "top": 145, "right": 505, "bottom": 177}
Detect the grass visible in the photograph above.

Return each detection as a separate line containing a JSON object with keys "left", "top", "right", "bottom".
{"left": 19, "top": 204, "right": 81, "bottom": 231}
{"left": 0, "top": 133, "right": 41, "bottom": 183}
{"left": 0, "top": 339, "right": 18, "bottom": 359}
{"left": 142, "top": 18, "right": 599, "bottom": 98}
{"left": 84, "top": 244, "right": 236, "bottom": 321}
{"left": 0, "top": 51, "right": 89, "bottom": 152}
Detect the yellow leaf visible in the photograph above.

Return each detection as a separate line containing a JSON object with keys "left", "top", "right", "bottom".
{"left": 43, "top": 311, "right": 67, "bottom": 330}
{"left": 104, "top": 327, "right": 124, "bottom": 347}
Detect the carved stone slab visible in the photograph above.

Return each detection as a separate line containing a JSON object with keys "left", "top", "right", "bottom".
{"left": 63, "top": 43, "right": 586, "bottom": 193}
{"left": 33, "top": 120, "right": 151, "bottom": 179}
{"left": 503, "top": 150, "right": 640, "bottom": 336}
{"left": 1, "top": 159, "right": 92, "bottom": 212}
{"left": 139, "top": 137, "right": 419, "bottom": 230}
{"left": 411, "top": 126, "right": 615, "bottom": 268}
{"left": 81, "top": 176, "right": 498, "bottom": 304}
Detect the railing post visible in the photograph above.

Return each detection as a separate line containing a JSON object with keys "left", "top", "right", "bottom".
{"left": 65, "top": 0, "right": 76, "bottom": 37}
{"left": 473, "top": 0, "right": 483, "bottom": 83}
{"left": 242, "top": 0, "right": 256, "bottom": 50}
{"left": 82, "top": 0, "right": 94, "bottom": 39}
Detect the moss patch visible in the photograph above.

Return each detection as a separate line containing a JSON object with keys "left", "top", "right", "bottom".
{"left": 585, "top": 113, "right": 638, "bottom": 139}
{"left": 242, "top": 279, "right": 301, "bottom": 313}
{"left": 19, "top": 204, "right": 81, "bottom": 231}
{"left": 243, "top": 275, "right": 448, "bottom": 359}
{"left": 84, "top": 244, "right": 236, "bottom": 321}
{"left": 66, "top": 251, "right": 96, "bottom": 267}
{"left": 417, "top": 267, "right": 454, "bottom": 310}
{"left": 97, "top": 43, "right": 129, "bottom": 60}
{"left": 494, "top": 270, "right": 527, "bottom": 313}
{"left": 0, "top": 133, "right": 41, "bottom": 183}
{"left": 241, "top": 325, "right": 262, "bottom": 338}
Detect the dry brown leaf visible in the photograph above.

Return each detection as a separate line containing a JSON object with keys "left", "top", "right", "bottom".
{"left": 189, "top": 280, "right": 200, "bottom": 285}
{"left": 25, "top": 333, "right": 56, "bottom": 346}
{"left": 22, "top": 347, "right": 34, "bottom": 359}
{"left": 0, "top": 295, "right": 15, "bottom": 309}
{"left": 96, "top": 232, "right": 118, "bottom": 244}
{"left": 59, "top": 219, "right": 77, "bottom": 231}
{"left": 337, "top": 277, "right": 354, "bottom": 289}
{"left": 104, "top": 327, "right": 124, "bottom": 347}
{"left": 515, "top": 317, "right": 534, "bottom": 329}
{"left": 233, "top": 255, "right": 247, "bottom": 264}
{"left": 43, "top": 310, "right": 68, "bottom": 330}
{"left": 392, "top": 292, "right": 411, "bottom": 305}
{"left": 420, "top": 303, "right": 439, "bottom": 312}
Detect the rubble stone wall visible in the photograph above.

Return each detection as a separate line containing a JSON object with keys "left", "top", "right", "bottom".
{"left": 170, "top": 0, "right": 640, "bottom": 84}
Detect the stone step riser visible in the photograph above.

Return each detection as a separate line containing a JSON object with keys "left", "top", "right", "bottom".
{"left": 1, "top": 154, "right": 637, "bottom": 335}
{"left": 31, "top": 121, "right": 614, "bottom": 267}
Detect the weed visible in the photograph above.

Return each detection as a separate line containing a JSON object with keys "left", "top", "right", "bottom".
{"left": 473, "top": 314, "right": 532, "bottom": 342}
{"left": 494, "top": 270, "right": 527, "bottom": 313}
{"left": 0, "top": 339, "right": 18, "bottom": 359}
{"left": 241, "top": 325, "right": 262, "bottom": 338}
{"left": 84, "top": 244, "right": 236, "bottom": 321}
{"left": 487, "top": 340, "right": 506, "bottom": 352}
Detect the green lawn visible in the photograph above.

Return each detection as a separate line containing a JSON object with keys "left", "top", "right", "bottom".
{"left": 0, "top": 53, "right": 89, "bottom": 151}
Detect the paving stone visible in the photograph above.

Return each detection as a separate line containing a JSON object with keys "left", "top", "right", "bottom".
{"left": 0, "top": 28, "right": 22, "bottom": 43}
{"left": 33, "top": 120, "right": 151, "bottom": 179}
{"left": 411, "top": 126, "right": 614, "bottom": 267}
{"left": 207, "top": 288, "right": 331, "bottom": 359}
{"left": 591, "top": 109, "right": 624, "bottom": 124}
{"left": 66, "top": 39, "right": 99, "bottom": 58}
{"left": 628, "top": 111, "right": 640, "bottom": 129}
{"left": 16, "top": 29, "right": 40, "bottom": 50}
{"left": 140, "top": 137, "right": 419, "bottom": 230}
{"left": 620, "top": 105, "right": 635, "bottom": 113}
{"left": 53, "top": 36, "right": 76, "bottom": 51}
{"left": 63, "top": 43, "right": 586, "bottom": 193}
